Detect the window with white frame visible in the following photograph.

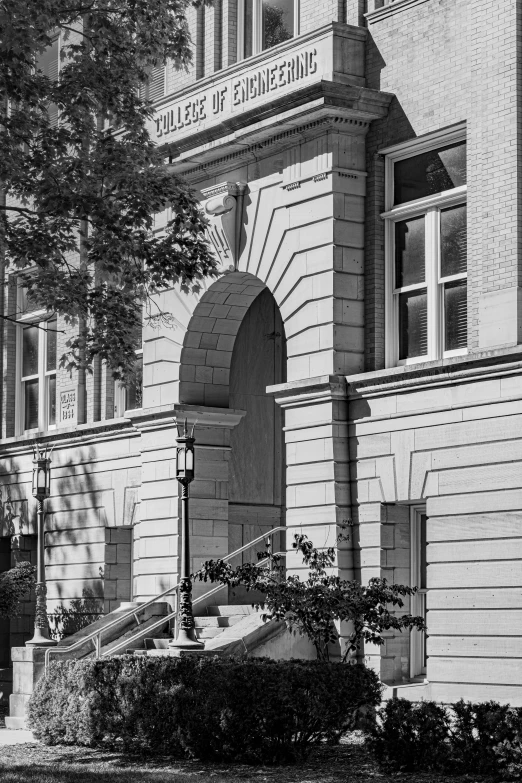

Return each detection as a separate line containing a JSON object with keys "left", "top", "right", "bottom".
{"left": 410, "top": 506, "right": 427, "bottom": 679}
{"left": 382, "top": 127, "right": 467, "bottom": 367}
{"left": 237, "top": 0, "right": 299, "bottom": 60}
{"left": 114, "top": 348, "right": 143, "bottom": 417}
{"left": 16, "top": 287, "right": 57, "bottom": 433}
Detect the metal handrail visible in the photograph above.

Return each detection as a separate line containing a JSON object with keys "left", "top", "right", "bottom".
{"left": 102, "top": 551, "right": 285, "bottom": 658}
{"left": 44, "top": 526, "right": 286, "bottom": 671}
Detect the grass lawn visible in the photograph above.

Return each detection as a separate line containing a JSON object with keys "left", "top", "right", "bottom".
{"left": 0, "top": 737, "right": 500, "bottom": 783}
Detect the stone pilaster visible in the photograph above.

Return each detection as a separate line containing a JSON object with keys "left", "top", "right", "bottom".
{"left": 129, "top": 404, "right": 245, "bottom": 605}
{"left": 269, "top": 375, "right": 353, "bottom": 655}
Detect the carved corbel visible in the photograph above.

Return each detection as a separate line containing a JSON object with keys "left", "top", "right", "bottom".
{"left": 200, "top": 182, "right": 247, "bottom": 271}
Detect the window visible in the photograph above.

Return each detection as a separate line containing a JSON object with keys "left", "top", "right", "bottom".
{"left": 16, "top": 287, "right": 57, "bottom": 433}
{"left": 36, "top": 35, "right": 60, "bottom": 126}
{"left": 237, "top": 0, "right": 299, "bottom": 60}
{"left": 410, "top": 506, "right": 427, "bottom": 679}
{"left": 114, "top": 349, "right": 143, "bottom": 417}
{"left": 382, "top": 127, "right": 467, "bottom": 367}
{"left": 139, "top": 65, "right": 166, "bottom": 102}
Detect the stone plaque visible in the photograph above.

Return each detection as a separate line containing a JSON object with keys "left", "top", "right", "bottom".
{"left": 59, "top": 388, "right": 77, "bottom": 425}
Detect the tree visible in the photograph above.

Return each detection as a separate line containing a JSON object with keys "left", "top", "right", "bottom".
{"left": 1, "top": 0, "right": 218, "bottom": 379}
{"left": 0, "top": 561, "right": 36, "bottom": 618}
{"left": 195, "top": 533, "right": 426, "bottom": 662}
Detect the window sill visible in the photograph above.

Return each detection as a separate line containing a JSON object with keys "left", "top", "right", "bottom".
{"left": 366, "top": 0, "right": 432, "bottom": 24}
{"left": 381, "top": 679, "right": 429, "bottom": 700}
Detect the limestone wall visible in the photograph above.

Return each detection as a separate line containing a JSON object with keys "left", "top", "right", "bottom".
{"left": 349, "top": 354, "right": 522, "bottom": 705}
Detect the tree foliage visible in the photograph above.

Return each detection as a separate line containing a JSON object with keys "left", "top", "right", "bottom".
{"left": 195, "top": 533, "right": 426, "bottom": 662}
{"left": 0, "top": 560, "right": 36, "bottom": 618}
{"left": 1, "top": 0, "right": 218, "bottom": 377}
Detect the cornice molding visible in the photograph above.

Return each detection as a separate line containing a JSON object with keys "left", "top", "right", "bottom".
{"left": 128, "top": 404, "right": 246, "bottom": 434}
{"left": 267, "top": 375, "right": 347, "bottom": 408}
{"left": 347, "top": 349, "right": 522, "bottom": 398}
{"left": 177, "top": 114, "right": 377, "bottom": 182}
{"left": 366, "top": 0, "right": 432, "bottom": 24}
{"left": 0, "top": 418, "right": 137, "bottom": 458}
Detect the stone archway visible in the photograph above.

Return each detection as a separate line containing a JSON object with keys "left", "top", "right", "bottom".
{"left": 179, "top": 272, "right": 286, "bottom": 601}
{"left": 179, "top": 271, "right": 268, "bottom": 408}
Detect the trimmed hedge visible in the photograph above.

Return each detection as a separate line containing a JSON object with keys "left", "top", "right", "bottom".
{"left": 28, "top": 656, "right": 382, "bottom": 763}
{"left": 370, "top": 697, "right": 522, "bottom": 780}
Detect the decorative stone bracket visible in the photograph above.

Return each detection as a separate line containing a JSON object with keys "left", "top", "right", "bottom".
{"left": 200, "top": 182, "right": 247, "bottom": 271}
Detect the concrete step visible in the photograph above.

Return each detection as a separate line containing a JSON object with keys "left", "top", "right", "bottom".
{"left": 144, "top": 638, "right": 171, "bottom": 650}
{"left": 204, "top": 605, "right": 256, "bottom": 617}
{"left": 101, "top": 614, "right": 170, "bottom": 656}
{"left": 194, "top": 615, "right": 246, "bottom": 628}
{"left": 195, "top": 627, "right": 223, "bottom": 639}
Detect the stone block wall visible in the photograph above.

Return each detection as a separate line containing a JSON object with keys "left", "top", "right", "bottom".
{"left": 104, "top": 527, "right": 132, "bottom": 613}
{"left": 349, "top": 355, "right": 522, "bottom": 704}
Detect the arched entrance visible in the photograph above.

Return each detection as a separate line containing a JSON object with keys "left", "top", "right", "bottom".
{"left": 228, "top": 287, "right": 286, "bottom": 600}
{"left": 178, "top": 272, "right": 286, "bottom": 601}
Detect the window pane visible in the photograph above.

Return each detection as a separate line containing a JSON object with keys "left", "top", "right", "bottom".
{"left": 36, "top": 38, "right": 59, "bottom": 80}
{"left": 22, "top": 326, "right": 39, "bottom": 377}
{"left": 244, "top": 0, "right": 253, "bottom": 57}
{"left": 441, "top": 204, "right": 467, "bottom": 277}
{"left": 395, "top": 216, "right": 425, "bottom": 288}
{"left": 420, "top": 513, "right": 427, "bottom": 590}
{"left": 394, "top": 141, "right": 466, "bottom": 205}
{"left": 444, "top": 280, "right": 467, "bottom": 351}
{"left": 399, "top": 290, "right": 428, "bottom": 360}
{"left": 125, "top": 356, "right": 143, "bottom": 411}
{"left": 262, "top": 0, "right": 293, "bottom": 50}
{"left": 19, "top": 286, "right": 40, "bottom": 315}
{"left": 46, "top": 319, "right": 57, "bottom": 372}
{"left": 48, "top": 375, "right": 56, "bottom": 427}
{"left": 24, "top": 379, "right": 39, "bottom": 430}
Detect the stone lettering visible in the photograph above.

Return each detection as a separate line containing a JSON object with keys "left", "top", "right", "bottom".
{"left": 155, "top": 46, "right": 319, "bottom": 140}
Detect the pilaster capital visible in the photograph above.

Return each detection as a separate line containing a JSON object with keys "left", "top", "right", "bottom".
{"left": 267, "top": 375, "right": 347, "bottom": 409}
{"left": 128, "top": 403, "right": 246, "bottom": 435}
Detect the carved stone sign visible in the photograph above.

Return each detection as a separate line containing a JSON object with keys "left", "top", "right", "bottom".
{"left": 59, "top": 388, "right": 77, "bottom": 425}
{"left": 150, "top": 24, "right": 359, "bottom": 146}
{"left": 155, "top": 47, "right": 318, "bottom": 144}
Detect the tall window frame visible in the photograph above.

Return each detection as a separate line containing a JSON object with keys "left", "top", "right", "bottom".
{"left": 410, "top": 505, "right": 427, "bottom": 679}
{"left": 237, "top": 0, "right": 300, "bottom": 61}
{"left": 381, "top": 125, "right": 467, "bottom": 368}
{"left": 114, "top": 347, "right": 143, "bottom": 418}
{"left": 15, "top": 286, "right": 58, "bottom": 435}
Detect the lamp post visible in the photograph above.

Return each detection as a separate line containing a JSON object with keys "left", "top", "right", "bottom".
{"left": 169, "top": 421, "right": 203, "bottom": 650}
{"left": 26, "top": 445, "right": 56, "bottom": 647}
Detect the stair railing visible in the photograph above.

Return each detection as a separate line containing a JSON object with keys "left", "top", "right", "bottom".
{"left": 44, "top": 525, "right": 286, "bottom": 672}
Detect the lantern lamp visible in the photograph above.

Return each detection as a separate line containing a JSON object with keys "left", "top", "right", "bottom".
{"left": 32, "top": 446, "right": 52, "bottom": 499}
{"left": 175, "top": 420, "right": 196, "bottom": 483}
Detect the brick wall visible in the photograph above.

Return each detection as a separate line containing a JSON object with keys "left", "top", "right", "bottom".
{"left": 364, "top": 0, "right": 522, "bottom": 368}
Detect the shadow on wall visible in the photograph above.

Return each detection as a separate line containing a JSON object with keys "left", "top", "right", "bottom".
{"left": 42, "top": 445, "right": 135, "bottom": 639}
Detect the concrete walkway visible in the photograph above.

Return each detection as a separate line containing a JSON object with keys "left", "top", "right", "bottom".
{"left": 0, "top": 728, "right": 38, "bottom": 744}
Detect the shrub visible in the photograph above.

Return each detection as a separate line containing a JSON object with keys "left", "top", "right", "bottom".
{"left": 28, "top": 656, "right": 382, "bottom": 763}
{"left": 450, "top": 700, "right": 522, "bottom": 780}
{"left": 369, "top": 697, "right": 522, "bottom": 780}
{"left": 0, "top": 561, "right": 35, "bottom": 618}
{"left": 195, "top": 532, "right": 425, "bottom": 662}
{"left": 369, "top": 698, "right": 451, "bottom": 772}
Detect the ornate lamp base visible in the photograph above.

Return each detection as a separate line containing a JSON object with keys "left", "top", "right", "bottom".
{"left": 26, "top": 627, "right": 57, "bottom": 647}
{"left": 169, "top": 629, "right": 205, "bottom": 650}
{"left": 169, "top": 577, "right": 204, "bottom": 649}
{"left": 26, "top": 581, "right": 57, "bottom": 647}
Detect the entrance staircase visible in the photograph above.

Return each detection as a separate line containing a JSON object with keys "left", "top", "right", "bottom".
{"left": 42, "top": 526, "right": 287, "bottom": 671}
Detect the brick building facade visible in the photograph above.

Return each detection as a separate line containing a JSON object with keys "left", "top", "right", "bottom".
{"left": 2, "top": 0, "right": 522, "bottom": 713}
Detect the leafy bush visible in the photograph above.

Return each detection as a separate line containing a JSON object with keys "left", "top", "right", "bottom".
{"left": 369, "top": 698, "right": 451, "bottom": 772}
{"left": 28, "top": 656, "right": 382, "bottom": 763}
{"left": 0, "top": 561, "right": 35, "bottom": 618}
{"left": 195, "top": 533, "right": 425, "bottom": 662}
{"left": 370, "top": 697, "right": 522, "bottom": 780}
{"left": 451, "top": 700, "right": 522, "bottom": 779}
